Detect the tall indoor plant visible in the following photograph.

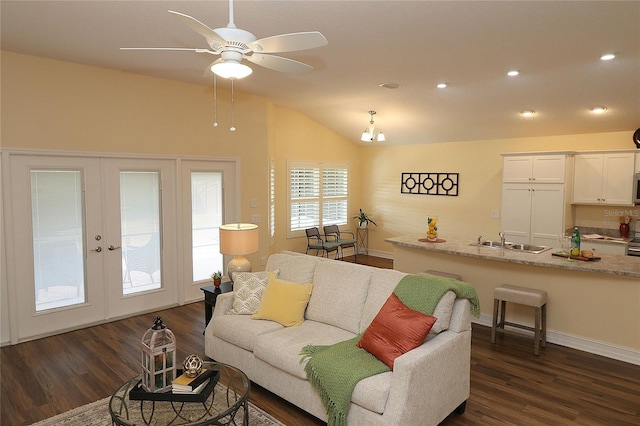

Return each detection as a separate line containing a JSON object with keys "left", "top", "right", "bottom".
{"left": 353, "top": 209, "right": 377, "bottom": 228}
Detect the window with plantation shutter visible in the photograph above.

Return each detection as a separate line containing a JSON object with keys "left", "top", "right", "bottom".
{"left": 288, "top": 161, "right": 349, "bottom": 238}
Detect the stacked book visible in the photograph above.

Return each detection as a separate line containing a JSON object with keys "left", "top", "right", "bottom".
{"left": 172, "top": 369, "right": 216, "bottom": 394}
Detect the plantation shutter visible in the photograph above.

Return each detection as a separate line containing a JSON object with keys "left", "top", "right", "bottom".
{"left": 290, "top": 166, "right": 320, "bottom": 232}
{"left": 322, "top": 168, "right": 348, "bottom": 226}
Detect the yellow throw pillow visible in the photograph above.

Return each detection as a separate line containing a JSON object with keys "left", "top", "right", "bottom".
{"left": 251, "top": 272, "right": 313, "bottom": 327}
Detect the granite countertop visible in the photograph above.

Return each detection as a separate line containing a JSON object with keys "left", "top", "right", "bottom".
{"left": 385, "top": 234, "right": 640, "bottom": 279}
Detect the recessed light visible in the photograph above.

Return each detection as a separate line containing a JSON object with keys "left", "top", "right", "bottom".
{"left": 600, "top": 53, "right": 615, "bottom": 61}
{"left": 590, "top": 107, "right": 608, "bottom": 114}
{"left": 507, "top": 70, "right": 519, "bottom": 77}
{"left": 521, "top": 110, "right": 536, "bottom": 117}
{"left": 379, "top": 82, "right": 401, "bottom": 89}
{"left": 436, "top": 83, "right": 448, "bottom": 89}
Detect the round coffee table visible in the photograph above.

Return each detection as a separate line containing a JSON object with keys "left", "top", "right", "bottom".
{"left": 109, "top": 361, "right": 250, "bottom": 426}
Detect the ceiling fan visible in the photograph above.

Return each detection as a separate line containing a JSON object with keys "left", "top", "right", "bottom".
{"left": 121, "top": 0, "right": 328, "bottom": 79}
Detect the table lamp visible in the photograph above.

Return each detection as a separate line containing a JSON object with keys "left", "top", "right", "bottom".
{"left": 219, "top": 223, "right": 259, "bottom": 282}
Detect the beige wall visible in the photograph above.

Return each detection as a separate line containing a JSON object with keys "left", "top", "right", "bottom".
{"left": 359, "top": 132, "right": 636, "bottom": 255}
{"left": 1, "top": 51, "right": 360, "bottom": 269}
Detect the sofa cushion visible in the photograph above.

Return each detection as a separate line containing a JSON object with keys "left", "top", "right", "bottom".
{"left": 227, "top": 270, "right": 275, "bottom": 315}
{"left": 357, "top": 293, "right": 437, "bottom": 369}
{"left": 209, "top": 314, "right": 283, "bottom": 352}
{"left": 306, "top": 260, "right": 373, "bottom": 333}
{"left": 265, "top": 253, "right": 318, "bottom": 284}
{"left": 361, "top": 270, "right": 456, "bottom": 336}
{"left": 252, "top": 273, "right": 313, "bottom": 327}
{"left": 254, "top": 320, "right": 356, "bottom": 379}
{"left": 360, "top": 269, "right": 406, "bottom": 333}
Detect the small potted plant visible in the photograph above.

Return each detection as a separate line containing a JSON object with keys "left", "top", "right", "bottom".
{"left": 352, "top": 209, "right": 377, "bottom": 228}
{"left": 211, "top": 271, "right": 223, "bottom": 288}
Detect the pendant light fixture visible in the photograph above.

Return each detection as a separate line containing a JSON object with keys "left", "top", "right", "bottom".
{"left": 360, "top": 110, "right": 385, "bottom": 142}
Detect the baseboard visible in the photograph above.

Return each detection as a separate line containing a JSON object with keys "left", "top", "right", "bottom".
{"left": 357, "top": 249, "right": 393, "bottom": 259}
{"left": 474, "top": 314, "right": 640, "bottom": 366}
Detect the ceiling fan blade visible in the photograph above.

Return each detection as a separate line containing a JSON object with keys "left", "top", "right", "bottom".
{"left": 246, "top": 54, "right": 313, "bottom": 74}
{"left": 249, "top": 31, "right": 328, "bottom": 53}
{"left": 168, "top": 10, "right": 226, "bottom": 45}
{"left": 120, "top": 47, "right": 214, "bottom": 54}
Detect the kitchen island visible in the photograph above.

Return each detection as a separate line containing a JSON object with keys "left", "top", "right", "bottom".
{"left": 386, "top": 235, "right": 640, "bottom": 365}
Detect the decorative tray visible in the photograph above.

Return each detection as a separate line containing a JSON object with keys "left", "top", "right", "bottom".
{"left": 551, "top": 252, "right": 601, "bottom": 262}
{"left": 129, "top": 370, "right": 219, "bottom": 402}
{"left": 418, "top": 238, "right": 447, "bottom": 243}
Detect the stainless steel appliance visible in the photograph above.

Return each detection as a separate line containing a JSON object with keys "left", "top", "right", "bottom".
{"left": 628, "top": 220, "right": 640, "bottom": 257}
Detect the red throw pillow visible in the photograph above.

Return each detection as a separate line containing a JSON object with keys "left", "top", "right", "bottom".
{"left": 357, "top": 293, "right": 437, "bottom": 369}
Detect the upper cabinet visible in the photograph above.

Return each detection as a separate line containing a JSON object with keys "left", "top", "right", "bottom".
{"left": 502, "top": 154, "right": 567, "bottom": 183}
{"left": 572, "top": 151, "right": 635, "bottom": 206}
{"left": 500, "top": 153, "right": 573, "bottom": 247}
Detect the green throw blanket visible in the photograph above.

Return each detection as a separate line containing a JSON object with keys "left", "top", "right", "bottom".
{"left": 299, "top": 274, "right": 480, "bottom": 426}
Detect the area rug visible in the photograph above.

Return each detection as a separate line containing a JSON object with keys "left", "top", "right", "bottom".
{"left": 30, "top": 384, "right": 285, "bottom": 426}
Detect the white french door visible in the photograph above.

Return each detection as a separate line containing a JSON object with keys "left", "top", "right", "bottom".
{"left": 180, "top": 160, "right": 238, "bottom": 302}
{"left": 102, "top": 158, "right": 177, "bottom": 319}
{"left": 6, "top": 155, "right": 177, "bottom": 341}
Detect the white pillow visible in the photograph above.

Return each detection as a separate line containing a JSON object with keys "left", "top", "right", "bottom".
{"left": 227, "top": 270, "right": 278, "bottom": 315}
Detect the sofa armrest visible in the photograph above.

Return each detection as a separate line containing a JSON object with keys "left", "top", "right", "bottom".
{"left": 382, "top": 328, "right": 471, "bottom": 425}
{"left": 212, "top": 292, "right": 234, "bottom": 318}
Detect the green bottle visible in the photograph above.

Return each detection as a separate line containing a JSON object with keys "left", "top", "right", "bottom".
{"left": 570, "top": 227, "right": 581, "bottom": 256}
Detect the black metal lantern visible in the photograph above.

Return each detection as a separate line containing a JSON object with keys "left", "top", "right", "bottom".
{"left": 141, "top": 316, "right": 177, "bottom": 392}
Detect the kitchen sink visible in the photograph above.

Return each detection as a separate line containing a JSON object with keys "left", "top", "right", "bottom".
{"left": 507, "top": 243, "right": 552, "bottom": 254}
{"left": 478, "top": 240, "right": 511, "bottom": 248}
{"left": 472, "top": 240, "right": 552, "bottom": 254}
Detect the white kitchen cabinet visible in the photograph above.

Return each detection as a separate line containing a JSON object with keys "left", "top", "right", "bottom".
{"left": 501, "top": 153, "right": 572, "bottom": 248}
{"left": 502, "top": 154, "right": 567, "bottom": 183}
{"left": 572, "top": 152, "right": 635, "bottom": 206}
{"left": 501, "top": 183, "right": 567, "bottom": 247}
{"left": 581, "top": 239, "right": 627, "bottom": 256}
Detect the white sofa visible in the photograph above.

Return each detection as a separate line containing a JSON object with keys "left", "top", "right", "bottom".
{"left": 205, "top": 252, "right": 472, "bottom": 425}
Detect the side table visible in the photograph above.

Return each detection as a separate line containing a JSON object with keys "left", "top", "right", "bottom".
{"left": 201, "top": 282, "right": 233, "bottom": 329}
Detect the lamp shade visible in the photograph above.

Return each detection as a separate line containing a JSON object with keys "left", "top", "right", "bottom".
{"left": 219, "top": 223, "right": 259, "bottom": 282}
{"left": 219, "top": 223, "right": 259, "bottom": 255}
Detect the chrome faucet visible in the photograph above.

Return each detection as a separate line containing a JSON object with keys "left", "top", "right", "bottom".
{"left": 498, "top": 231, "right": 507, "bottom": 246}
{"left": 477, "top": 235, "right": 483, "bottom": 245}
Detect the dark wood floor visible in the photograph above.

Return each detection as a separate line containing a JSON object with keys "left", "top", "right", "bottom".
{"left": 2, "top": 255, "right": 639, "bottom": 425}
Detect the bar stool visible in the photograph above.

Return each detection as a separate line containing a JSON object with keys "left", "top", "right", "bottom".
{"left": 491, "top": 284, "right": 547, "bottom": 356}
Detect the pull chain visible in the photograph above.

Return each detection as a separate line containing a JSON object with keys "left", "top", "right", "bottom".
{"left": 230, "top": 79, "right": 236, "bottom": 132}
{"left": 212, "top": 74, "right": 218, "bottom": 127}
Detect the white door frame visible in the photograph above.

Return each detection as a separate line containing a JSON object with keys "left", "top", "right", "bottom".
{"left": 1, "top": 150, "right": 240, "bottom": 344}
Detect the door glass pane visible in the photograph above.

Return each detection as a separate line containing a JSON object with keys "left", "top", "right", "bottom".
{"left": 191, "top": 172, "right": 223, "bottom": 281}
{"left": 31, "top": 170, "right": 86, "bottom": 311}
{"left": 121, "top": 172, "right": 161, "bottom": 294}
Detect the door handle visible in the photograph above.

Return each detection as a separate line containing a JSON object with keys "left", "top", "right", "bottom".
{"left": 108, "top": 245, "right": 121, "bottom": 251}
{"left": 92, "top": 247, "right": 103, "bottom": 253}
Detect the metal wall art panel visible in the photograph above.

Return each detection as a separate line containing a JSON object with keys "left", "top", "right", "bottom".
{"left": 401, "top": 172, "right": 459, "bottom": 196}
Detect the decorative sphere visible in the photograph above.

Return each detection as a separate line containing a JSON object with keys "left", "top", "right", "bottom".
{"left": 182, "top": 354, "right": 203, "bottom": 378}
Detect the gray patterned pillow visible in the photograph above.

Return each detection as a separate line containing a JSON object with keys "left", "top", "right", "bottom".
{"left": 227, "top": 270, "right": 278, "bottom": 315}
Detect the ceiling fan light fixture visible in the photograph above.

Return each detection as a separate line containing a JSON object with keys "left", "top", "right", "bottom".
{"left": 376, "top": 131, "right": 386, "bottom": 142}
{"left": 211, "top": 61, "right": 253, "bottom": 79}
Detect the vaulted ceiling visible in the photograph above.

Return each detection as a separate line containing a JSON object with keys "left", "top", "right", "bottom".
{"left": 2, "top": 1, "right": 639, "bottom": 145}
